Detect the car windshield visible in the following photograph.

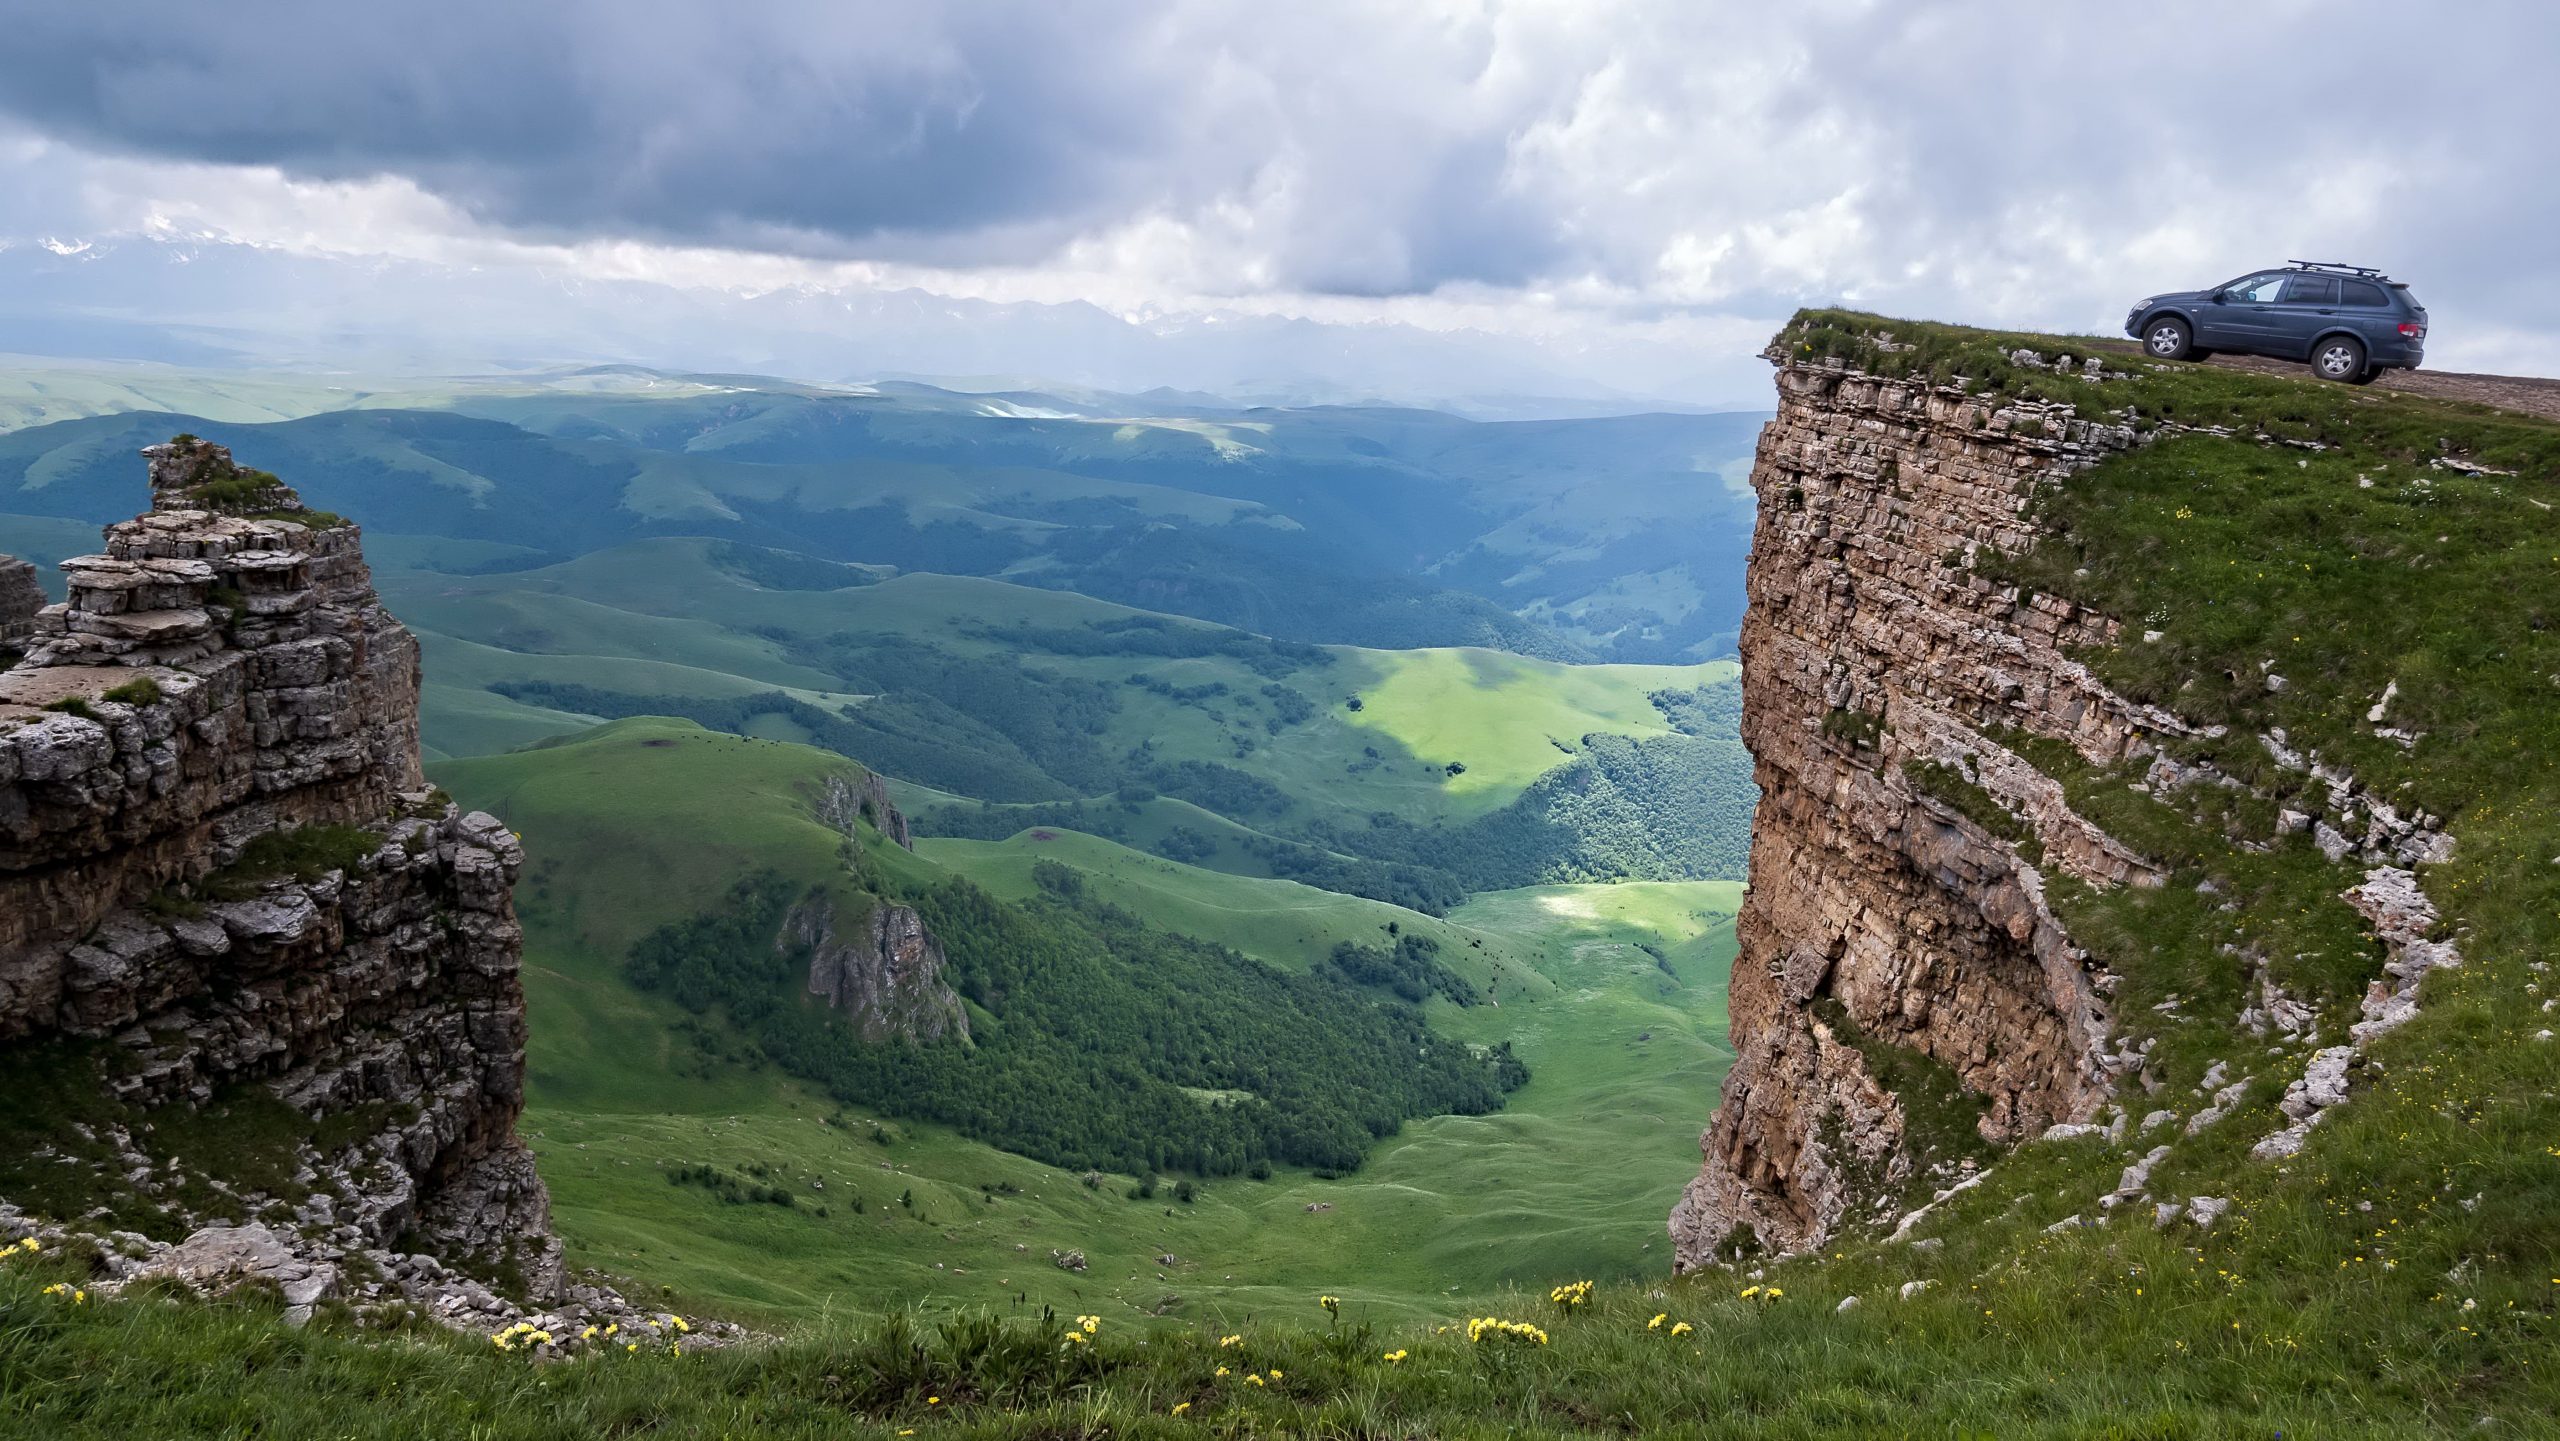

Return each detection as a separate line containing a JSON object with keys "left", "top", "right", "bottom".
{"left": 2225, "top": 273, "right": 2287, "bottom": 303}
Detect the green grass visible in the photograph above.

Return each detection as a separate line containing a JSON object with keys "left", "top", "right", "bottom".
{"left": 432, "top": 720, "right": 1736, "bottom": 1329}
{"left": 392, "top": 546, "right": 1739, "bottom": 852}
{"left": 1331, "top": 648, "right": 1736, "bottom": 816}
{"left": 919, "top": 827, "right": 1548, "bottom": 994}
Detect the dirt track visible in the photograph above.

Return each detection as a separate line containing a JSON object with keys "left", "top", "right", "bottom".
{"left": 2092, "top": 340, "right": 2560, "bottom": 424}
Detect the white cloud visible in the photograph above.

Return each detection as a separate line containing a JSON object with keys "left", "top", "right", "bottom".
{"left": 0, "top": 1, "right": 2555, "bottom": 392}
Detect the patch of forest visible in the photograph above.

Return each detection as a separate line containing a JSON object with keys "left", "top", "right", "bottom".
{"left": 625, "top": 864, "right": 1527, "bottom": 1177}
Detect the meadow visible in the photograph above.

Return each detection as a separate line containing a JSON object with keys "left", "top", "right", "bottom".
{"left": 437, "top": 718, "right": 1740, "bottom": 1328}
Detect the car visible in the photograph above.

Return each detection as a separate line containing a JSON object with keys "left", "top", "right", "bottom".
{"left": 2125, "top": 262, "right": 2427, "bottom": 383}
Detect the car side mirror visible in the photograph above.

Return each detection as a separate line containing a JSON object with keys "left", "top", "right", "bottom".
{"left": 2212, "top": 293, "right": 2229, "bottom": 304}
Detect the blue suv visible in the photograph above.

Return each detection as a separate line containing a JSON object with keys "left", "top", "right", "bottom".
{"left": 2126, "top": 262, "right": 2427, "bottom": 383}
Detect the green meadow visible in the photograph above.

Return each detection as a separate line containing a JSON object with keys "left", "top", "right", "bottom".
{"left": 437, "top": 719, "right": 1736, "bottom": 1329}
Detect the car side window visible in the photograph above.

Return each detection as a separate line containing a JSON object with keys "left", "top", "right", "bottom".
{"left": 2338, "top": 278, "right": 2387, "bottom": 306}
{"left": 2280, "top": 274, "right": 2337, "bottom": 305}
{"left": 2227, "top": 273, "right": 2288, "bottom": 303}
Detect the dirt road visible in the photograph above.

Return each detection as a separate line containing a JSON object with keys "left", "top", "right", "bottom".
{"left": 2093, "top": 340, "right": 2560, "bottom": 424}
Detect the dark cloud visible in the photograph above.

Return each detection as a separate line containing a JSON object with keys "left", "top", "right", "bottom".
{"left": 0, "top": 1, "right": 1253, "bottom": 261}
{"left": 0, "top": 0, "right": 2556, "bottom": 362}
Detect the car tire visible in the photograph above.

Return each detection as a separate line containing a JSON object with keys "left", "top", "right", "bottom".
{"left": 2312, "top": 335, "right": 2368, "bottom": 384}
{"left": 2142, "top": 317, "right": 2194, "bottom": 361}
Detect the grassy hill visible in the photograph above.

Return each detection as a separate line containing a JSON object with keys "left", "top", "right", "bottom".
{"left": 11, "top": 310, "right": 2530, "bottom": 1437}
{"left": 383, "top": 545, "right": 1752, "bottom": 894}
{"left": 0, "top": 377, "right": 1764, "bottom": 662}
{"left": 432, "top": 720, "right": 1737, "bottom": 1331}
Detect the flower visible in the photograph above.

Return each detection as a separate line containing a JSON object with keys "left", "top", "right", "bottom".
{"left": 1268, "top": 1369, "right": 1283, "bottom": 1380}
{"left": 1218, "top": 1333, "right": 1242, "bottom": 1347}
{"left": 1215, "top": 1366, "right": 1230, "bottom": 1377}
{"left": 1077, "top": 1314, "right": 1101, "bottom": 1334}
{"left": 1245, "top": 1374, "right": 1266, "bottom": 1387}
{"left": 1172, "top": 1402, "right": 1191, "bottom": 1415}
{"left": 1740, "top": 1286, "right": 1760, "bottom": 1299}
{"left": 1319, "top": 1293, "right": 1341, "bottom": 1319}
{"left": 1669, "top": 1322, "right": 1693, "bottom": 1337}
{"left": 1548, "top": 1279, "right": 1594, "bottom": 1311}
{"left": 1647, "top": 1313, "right": 1667, "bottom": 1331}
{"left": 1466, "top": 1316, "right": 1550, "bottom": 1346}
{"left": 927, "top": 1396, "right": 940, "bottom": 1406}
{"left": 1383, "top": 1348, "right": 1408, "bottom": 1363}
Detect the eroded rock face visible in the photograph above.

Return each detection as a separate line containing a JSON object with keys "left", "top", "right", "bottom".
{"left": 815, "top": 769, "right": 912, "bottom": 851}
{"left": 0, "top": 555, "right": 40, "bottom": 667}
{"left": 794, "top": 895, "right": 968, "bottom": 1043}
{"left": 1670, "top": 359, "right": 2173, "bottom": 1269}
{"left": 0, "top": 439, "right": 559, "bottom": 1300}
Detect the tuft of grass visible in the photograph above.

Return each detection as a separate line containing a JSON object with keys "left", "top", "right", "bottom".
{"left": 100, "top": 676, "right": 163, "bottom": 707}
{"left": 198, "top": 824, "right": 382, "bottom": 901}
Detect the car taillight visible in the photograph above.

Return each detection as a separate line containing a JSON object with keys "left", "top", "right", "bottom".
{"left": 2398, "top": 322, "right": 2424, "bottom": 338}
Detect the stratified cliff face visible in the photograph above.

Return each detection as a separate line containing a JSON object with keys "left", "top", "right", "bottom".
{"left": 0, "top": 438, "right": 557, "bottom": 1299}
{"left": 0, "top": 555, "right": 40, "bottom": 666}
{"left": 793, "top": 896, "right": 969, "bottom": 1043}
{"left": 1671, "top": 356, "right": 2177, "bottom": 1267}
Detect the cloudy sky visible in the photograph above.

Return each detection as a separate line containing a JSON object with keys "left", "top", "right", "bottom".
{"left": 1, "top": 0, "right": 2554, "bottom": 408}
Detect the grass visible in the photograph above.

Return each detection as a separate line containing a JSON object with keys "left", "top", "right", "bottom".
{"left": 17, "top": 312, "right": 2560, "bottom": 1432}
{"left": 388, "top": 545, "right": 1737, "bottom": 844}
{"left": 918, "top": 826, "right": 1549, "bottom": 994}
{"left": 431, "top": 719, "right": 1738, "bottom": 1329}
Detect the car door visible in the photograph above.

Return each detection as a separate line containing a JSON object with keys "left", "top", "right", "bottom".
{"left": 2198, "top": 271, "right": 2286, "bottom": 350}
{"left": 2272, "top": 273, "right": 2340, "bottom": 358}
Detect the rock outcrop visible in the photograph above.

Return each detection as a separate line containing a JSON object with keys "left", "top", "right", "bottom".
{"left": 815, "top": 769, "right": 913, "bottom": 851}
{"left": 0, "top": 554, "right": 41, "bottom": 666}
{"left": 1671, "top": 355, "right": 2174, "bottom": 1268}
{"left": 0, "top": 438, "right": 559, "bottom": 1301}
{"left": 793, "top": 894, "right": 968, "bottom": 1043}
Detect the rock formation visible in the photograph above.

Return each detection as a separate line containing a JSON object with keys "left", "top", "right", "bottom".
{"left": 1670, "top": 355, "right": 2172, "bottom": 1267}
{"left": 0, "top": 438, "right": 561, "bottom": 1305}
{"left": 792, "top": 894, "right": 969, "bottom": 1043}
{"left": 816, "top": 768, "right": 913, "bottom": 851}
{"left": 0, "top": 554, "right": 41, "bottom": 667}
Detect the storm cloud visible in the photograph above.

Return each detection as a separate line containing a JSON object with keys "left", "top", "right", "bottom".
{"left": 2, "top": 1, "right": 2557, "bottom": 390}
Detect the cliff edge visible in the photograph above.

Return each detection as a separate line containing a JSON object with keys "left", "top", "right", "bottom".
{"left": 0, "top": 439, "right": 580, "bottom": 1326}
{"left": 1671, "top": 315, "right": 2509, "bottom": 1268}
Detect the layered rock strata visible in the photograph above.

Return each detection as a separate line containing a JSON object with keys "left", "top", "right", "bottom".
{"left": 1670, "top": 356, "right": 2176, "bottom": 1268}
{"left": 0, "top": 438, "right": 559, "bottom": 1301}
{"left": 0, "top": 555, "right": 40, "bottom": 666}
{"left": 792, "top": 894, "right": 969, "bottom": 1043}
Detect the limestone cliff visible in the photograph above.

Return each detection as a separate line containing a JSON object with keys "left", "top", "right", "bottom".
{"left": 791, "top": 894, "right": 968, "bottom": 1043}
{"left": 1670, "top": 352, "right": 2173, "bottom": 1266}
{"left": 0, "top": 438, "right": 559, "bottom": 1303}
{"left": 0, "top": 554, "right": 40, "bottom": 668}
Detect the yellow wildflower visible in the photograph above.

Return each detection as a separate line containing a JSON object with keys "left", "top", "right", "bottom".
{"left": 1383, "top": 1348, "right": 1408, "bottom": 1363}
{"left": 1215, "top": 1365, "right": 1230, "bottom": 1377}
{"left": 1740, "top": 1286, "right": 1760, "bottom": 1299}
{"left": 1647, "top": 1313, "right": 1667, "bottom": 1331}
{"left": 1218, "top": 1333, "right": 1242, "bottom": 1347}
{"left": 1245, "top": 1374, "right": 1266, "bottom": 1387}
{"left": 1172, "top": 1402, "right": 1191, "bottom": 1415}
{"left": 1669, "top": 1321, "right": 1693, "bottom": 1337}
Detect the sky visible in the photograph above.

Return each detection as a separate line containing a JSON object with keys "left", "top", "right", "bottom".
{"left": 1, "top": 0, "right": 2554, "bottom": 411}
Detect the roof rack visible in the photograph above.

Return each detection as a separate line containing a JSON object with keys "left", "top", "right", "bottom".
{"left": 2286, "top": 260, "right": 2390, "bottom": 279}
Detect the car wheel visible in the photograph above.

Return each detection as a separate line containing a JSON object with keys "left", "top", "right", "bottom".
{"left": 2143, "top": 317, "right": 2193, "bottom": 361}
{"left": 2312, "top": 335, "right": 2368, "bottom": 384}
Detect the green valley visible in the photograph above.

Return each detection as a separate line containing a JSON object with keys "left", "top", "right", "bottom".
{"left": 434, "top": 718, "right": 1738, "bottom": 1325}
